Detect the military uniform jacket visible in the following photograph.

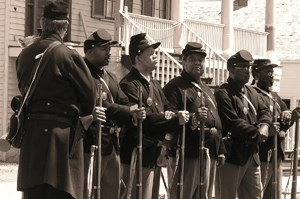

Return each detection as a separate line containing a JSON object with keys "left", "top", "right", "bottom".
{"left": 120, "top": 67, "right": 183, "bottom": 168}
{"left": 214, "top": 77, "right": 272, "bottom": 166}
{"left": 16, "top": 32, "right": 95, "bottom": 199}
{"left": 253, "top": 87, "right": 290, "bottom": 161}
{"left": 84, "top": 58, "right": 134, "bottom": 156}
{"left": 163, "top": 70, "right": 226, "bottom": 159}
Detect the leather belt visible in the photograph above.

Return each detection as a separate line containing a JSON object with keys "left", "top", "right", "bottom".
{"left": 28, "top": 113, "right": 74, "bottom": 125}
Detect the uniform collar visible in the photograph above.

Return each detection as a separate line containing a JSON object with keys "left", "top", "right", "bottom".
{"left": 84, "top": 57, "right": 104, "bottom": 78}
{"left": 227, "top": 77, "right": 245, "bottom": 92}
{"left": 181, "top": 69, "right": 201, "bottom": 84}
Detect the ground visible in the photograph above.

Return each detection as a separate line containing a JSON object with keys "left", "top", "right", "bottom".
{"left": 0, "top": 162, "right": 299, "bottom": 199}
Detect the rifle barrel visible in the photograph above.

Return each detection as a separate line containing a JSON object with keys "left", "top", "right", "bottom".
{"left": 177, "top": 90, "right": 187, "bottom": 199}
{"left": 291, "top": 117, "right": 299, "bottom": 199}
{"left": 136, "top": 86, "right": 143, "bottom": 199}
{"left": 199, "top": 92, "right": 205, "bottom": 199}
{"left": 272, "top": 99, "right": 278, "bottom": 199}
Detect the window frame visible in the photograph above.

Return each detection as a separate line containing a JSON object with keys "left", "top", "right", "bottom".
{"left": 92, "top": 0, "right": 115, "bottom": 20}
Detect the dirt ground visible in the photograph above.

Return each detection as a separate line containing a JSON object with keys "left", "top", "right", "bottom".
{"left": 0, "top": 162, "right": 299, "bottom": 199}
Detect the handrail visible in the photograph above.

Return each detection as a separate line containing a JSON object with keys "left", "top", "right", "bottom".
{"left": 120, "top": 10, "right": 183, "bottom": 87}
{"left": 181, "top": 22, "right": 228, "bottom": 86}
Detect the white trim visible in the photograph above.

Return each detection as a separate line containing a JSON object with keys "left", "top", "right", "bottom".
{"left": 2, "top": 0, "right": 11, "bottom": 161}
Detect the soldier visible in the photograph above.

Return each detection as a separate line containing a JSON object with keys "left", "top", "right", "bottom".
{"left": 83, "top": 29, "right": 146, "bottom": 199}
{"left": 163, "top": 42, "right": 226, "bottom": 199}
{"left": 251, "top": 59, "right": 292, "bottom": 199}
{"left": 214, "top": 50, "right": 273, "bottom": 199}
{"left": 16, "top": 1, "right": 96, "bottom": 198}
{"left": 119, "top": 33, "right": 190, "bottom": 199}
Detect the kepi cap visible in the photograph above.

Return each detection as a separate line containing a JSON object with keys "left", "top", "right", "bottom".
{"left": 252, "top": 59, "right": 278, "bottom": 72}
{"left": 84, "top": 29, "right": 118, "bottom": 53}
{"left": 227, "top": 50, "right": 253, "bottom": 69}
{"left": 43, "top": 1, "right": 69, "bottom": 20}
{"left": 129, "top": 33, "right": 161, "bottom": 64}
{"left": 182, "top": 42, "right": 207, "bottom": 58}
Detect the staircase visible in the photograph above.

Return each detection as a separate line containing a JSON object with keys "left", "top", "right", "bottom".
{"left": 119, "top": 10, "right": 228, "bottom": 88}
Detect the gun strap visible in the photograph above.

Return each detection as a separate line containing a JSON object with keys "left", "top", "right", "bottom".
{"left": 17, "top": 41, "right": 62, "bottom": 116}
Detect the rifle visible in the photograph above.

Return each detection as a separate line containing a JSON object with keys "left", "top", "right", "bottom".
{"left": 291, "top": 107, "right": 300, "bottom": 199}
{"left": 136, "top": 86, "right": 143, "bottom": 199}
{"left": 271, "top": 98, "right": 278, "bottom": 199}
{"left": 88, "top": 83, "right": 103, "bottom": 199}
{"left": 198, "top": 91, "right": 206, "bottom": 199}
{"left": 177, "top": 90, "right": 187, "bottom": 199}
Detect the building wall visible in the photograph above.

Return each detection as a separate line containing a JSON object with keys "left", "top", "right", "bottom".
{"left": 71, "top": 0, "right": 116, "bottom": 43}
{"left": 9, "top": 0, "right": 25, "bottom": 46}
{"left": 279, "top": 60, "right": 300, "bottom": 107}
{"left": 0, "top": 0, "right": 6, "bottom": 140}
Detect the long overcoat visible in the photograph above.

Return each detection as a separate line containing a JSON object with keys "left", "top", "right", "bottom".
{"left": 16, "top": 32, "right": 95, "bottom": 199}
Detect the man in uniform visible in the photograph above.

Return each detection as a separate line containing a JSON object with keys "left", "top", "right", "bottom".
{"left": 163, "top": 42, "right": 226, "bottom": 199}
{"left": 251, "top": 59, "right": 292, "bottom": 199}
{"left": 119, "top": 33, "right": 190, "bottom": 199}
{"left": 214, "top": 50, "right": 273, "bottom": 199}
{"left": 83, "top": 28, "right": 146, "bottom": 199}
{"left": 16, "top": 1, "right": 96, "bottom": 198}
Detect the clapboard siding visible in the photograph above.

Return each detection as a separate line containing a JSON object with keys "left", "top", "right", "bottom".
{"left": 0, "top": 0, "right": 6, "bottom": 139}
{"left": 132, "top": 0, "right": 142, "bottom": 14}
{"left": 71, "top": 0, "right": 115, "bottom": 43}
{"left": 9, "top": 0, "right": 25, "bottom": 45}
{"left": 279, "top": 60, "right": 300, "bottom": 101}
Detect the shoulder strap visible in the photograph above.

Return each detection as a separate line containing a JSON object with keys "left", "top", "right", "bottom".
{"left": 17, "top": 41, "right": 61, "bottom": 116}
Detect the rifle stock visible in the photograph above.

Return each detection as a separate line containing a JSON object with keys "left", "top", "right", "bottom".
{"left": 177, "top": 90, "right": 187, "bottom": 199}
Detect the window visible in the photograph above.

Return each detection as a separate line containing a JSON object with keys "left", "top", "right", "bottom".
{"left": 25, "top": 0, "right": 71, "bottom": 41}
{"left": 92, "top": 0, "right": 116, "bottom": 19}
{"left": 142, "top": 0, "right": 171, "bottom": 19}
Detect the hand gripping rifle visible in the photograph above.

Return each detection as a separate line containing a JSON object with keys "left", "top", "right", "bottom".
{"left": 136, "top": 86, "right": 143, "bottom": 199}
{"left": 177, "top": 90, "right": 187, "bottom": 199}
{"left": 88, "top": 83, "right": 103, "bottom": 199}
{"left": 291, "top": 107, "right": 300, "bottom": 199}
{"left": 271, "top": 98, "right": 278, "bottom": 199}
{"left": 198, "top": 91, "right": 206, "bottom": 199}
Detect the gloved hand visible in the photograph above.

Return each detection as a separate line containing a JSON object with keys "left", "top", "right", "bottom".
{"left": 217, "top": 154, "right": 226, "bottom": 168}
{"left": 281, "top": 110, "right": 292, "bottom": 125}
{"left": 164, "top": 111, "right": 175, "bottom": 120}
{"left": 178, "top": 110, "right": 190, "bottom": 125}
{"left": 257, "top": 123, "right": 269, "bottom": 142}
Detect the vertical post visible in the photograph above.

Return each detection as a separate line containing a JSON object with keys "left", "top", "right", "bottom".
{"left": 170, "top": 0, "right": 184, "bottom": 54}
{"left": 265, "top": 0, "right": 277, "bottom": 60}
{"left": 221, "top": 0, "right": 234, "bottom": 59}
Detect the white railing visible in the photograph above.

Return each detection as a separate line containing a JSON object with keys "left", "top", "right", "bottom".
{"left": 181, "top": 23, "right": 228, "bottom": 86}
{"left": 183, "top": 19, "right": 224, "bottom": 51}
{"left": 183, "top": 19, "right": 268, "bottom": 58}
{"left": 127, "top": 13, "right": 179, "bottom": 52}
{"left": 120, "top": 10, "right": 183, "bottom": 87}
{"left": 234, "top": 28, "right": 268, "bottom": 57}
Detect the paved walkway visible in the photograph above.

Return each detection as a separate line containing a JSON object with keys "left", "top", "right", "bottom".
{"left": 0, "top": 168, "right": 299, "bottom": 199}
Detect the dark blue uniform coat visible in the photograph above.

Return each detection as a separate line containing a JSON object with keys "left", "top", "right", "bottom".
{"left": 214, "top": 77, "right": 272, "bottom": 166}
{"left": 16, "top": 32, "right": 95, "bottom": 199}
